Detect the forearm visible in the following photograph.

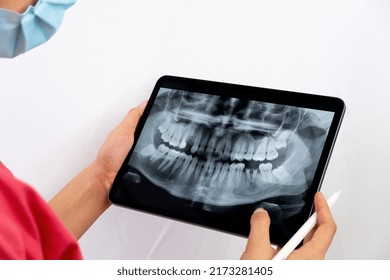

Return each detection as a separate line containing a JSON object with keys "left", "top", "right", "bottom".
{"left": 0, "top": 0, "right": 38, "bottom": 13}
{"left": 49, "top": 163, "right": 111, "bottom": 240}
{"left": 48, "top": 103, "right": 146, "bottom": 240}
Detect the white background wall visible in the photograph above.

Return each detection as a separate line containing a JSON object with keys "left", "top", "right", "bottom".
{"left": 1, "top": 0, "right": 389, "bottom": 259}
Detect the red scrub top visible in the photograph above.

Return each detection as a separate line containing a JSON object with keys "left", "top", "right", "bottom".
{"left": 0, "top": 162, "right": 83, "bottom": 259}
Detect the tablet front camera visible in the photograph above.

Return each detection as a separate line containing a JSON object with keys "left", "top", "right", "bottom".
{"left": 131, "top": 89, "right": 331, "bottom": 208}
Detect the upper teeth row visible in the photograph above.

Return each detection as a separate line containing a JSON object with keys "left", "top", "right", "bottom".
{"left": 158, "top": 119, "right": 291, "bottom": 162}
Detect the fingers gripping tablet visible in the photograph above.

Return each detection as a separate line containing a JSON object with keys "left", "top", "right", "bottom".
{"left": 109, "top": 76, "right": 345, "bottom": 246}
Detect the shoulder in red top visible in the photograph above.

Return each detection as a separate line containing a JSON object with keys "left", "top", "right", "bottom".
{"left": 0, "top": 162, "right": 83, "bottom": 259}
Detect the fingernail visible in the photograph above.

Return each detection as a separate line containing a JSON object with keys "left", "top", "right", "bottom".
{"left": 254, "top": 208, "right": 266, "bottom": 213}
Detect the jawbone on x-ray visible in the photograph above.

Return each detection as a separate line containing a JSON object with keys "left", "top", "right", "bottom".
{"left": 129, "top": 88, "right": 333, "bottom": 209}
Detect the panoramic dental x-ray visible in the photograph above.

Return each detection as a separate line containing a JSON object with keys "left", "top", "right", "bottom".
{"left": 123, "top": 88, "right": 334, "bottom": 226}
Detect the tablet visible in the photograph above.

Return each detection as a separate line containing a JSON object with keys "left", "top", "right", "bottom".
{"left": 109, "top": 75, "right": 345, "bottom": 246}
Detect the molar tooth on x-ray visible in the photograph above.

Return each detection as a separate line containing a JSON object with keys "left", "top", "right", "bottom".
{"left": 272, "top": 165, "right": 290, "bottom": 182}
{"left": 170, "top": 152, "right": 188, "bottom": 175}
{"left": 244, "top": 138, "right": 255, "bottom": 161}
{"left": 259, "top": 162, "right": 273, "bottom": 183}
{"left": 275, "top": 130, "right": 291, "bottom": 150}
{"left": 197, "top": 132, "right": 209, "bottom": 156}
{"left": 233, "top": 134, "right": 247, "bottom": 161}
{"left": 210, "top": 162, "right": 222, "bottom": 184}
{"left": 218, "top": 163, "right": 230, "bottom": 184}
{"left": 129, "top": 88, "right": 334, "bottom": 208}
{"left": 253, "top": 137, "right": 268, "bottom": 161}
{"left": 205, "top": 134, "right": 218, "bottom": 159}
{"left": 266, "top": 138, "right": 279, "bottom": 161}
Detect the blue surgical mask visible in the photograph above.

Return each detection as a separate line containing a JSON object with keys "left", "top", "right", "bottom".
{"left": 0, "top": 0, "right": 76, "bottom": 58}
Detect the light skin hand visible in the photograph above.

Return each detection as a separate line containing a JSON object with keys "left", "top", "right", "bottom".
{"left": 240, "top": 192, "right": 337, "bottom": 260}
{"left": 0, "top": 0, "right": 38, "bottom": 13}
{"left": 92, "top": 101, "right": 147, "bottom": 194}
{"left": 49, "top": 102, "right": 147, "bottom": 239}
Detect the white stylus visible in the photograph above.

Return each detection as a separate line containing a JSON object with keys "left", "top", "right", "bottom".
{"left": 272, "top": 191, "right": 341, "bottom": 260}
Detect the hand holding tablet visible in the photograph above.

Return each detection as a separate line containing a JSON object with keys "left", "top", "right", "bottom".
{"left": 241, "top": 192, "right": 338, "bottom": 260}
{"left": 109, "top": 76, "right": 345, "bottom": 246}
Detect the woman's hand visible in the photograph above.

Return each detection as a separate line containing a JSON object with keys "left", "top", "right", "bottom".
{"left": 241, "top": 192, "right": 337, "bottom": 260}
{"left": 92, "top": 101, "right": 147, "bottom": 195}
{"left": 49, "top": 102, "right": 146, "bottom": 239}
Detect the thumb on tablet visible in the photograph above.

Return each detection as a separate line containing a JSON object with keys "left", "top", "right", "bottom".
{"left": 240, "top": 208, "right": 275, "bottom": 260}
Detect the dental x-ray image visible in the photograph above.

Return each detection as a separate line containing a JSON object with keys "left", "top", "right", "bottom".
{"left": 113, "top": 85, "right": 336, "bottom": 243}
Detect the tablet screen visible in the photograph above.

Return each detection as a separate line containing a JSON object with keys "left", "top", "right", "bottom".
{"left": 110, "top": 76, "right": 344, "bottom": 245}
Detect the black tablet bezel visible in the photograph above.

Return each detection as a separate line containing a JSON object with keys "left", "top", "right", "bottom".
{"left": 109, "top": 75, "right": 345, "bottom": 246}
